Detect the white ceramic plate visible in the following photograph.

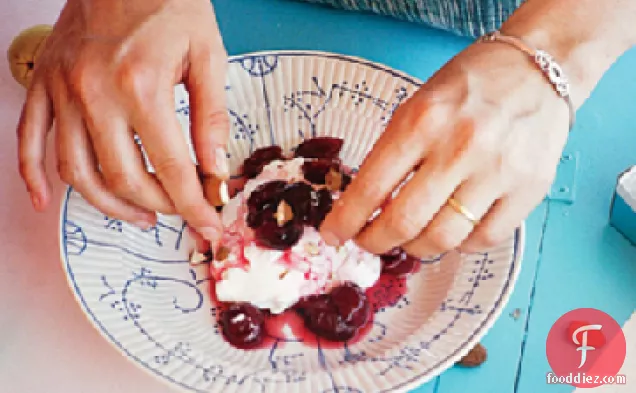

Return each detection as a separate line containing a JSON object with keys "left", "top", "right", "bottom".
{"left": 59, "top": 51, "right": 524, "bottom": 393}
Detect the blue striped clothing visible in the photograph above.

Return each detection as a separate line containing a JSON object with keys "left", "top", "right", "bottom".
{"left": 297, "top": 0, "right": 525, "bottom": 37}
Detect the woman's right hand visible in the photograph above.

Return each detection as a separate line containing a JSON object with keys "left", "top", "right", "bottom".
{"left": 17, "top": 0, "right": 229, "bottom": 242}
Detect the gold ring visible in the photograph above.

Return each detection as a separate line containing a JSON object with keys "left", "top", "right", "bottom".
{"left": 447, "top": 197, "right": 479, "bottom": 225}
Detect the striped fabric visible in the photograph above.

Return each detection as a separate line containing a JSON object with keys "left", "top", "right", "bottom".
{"left": 297, "top": 0, "right": 525, "bottom": 37}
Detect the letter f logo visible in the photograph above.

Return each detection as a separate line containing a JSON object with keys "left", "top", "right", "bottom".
{"left": 572, "top": 324, "right": 603, "bottom": 368}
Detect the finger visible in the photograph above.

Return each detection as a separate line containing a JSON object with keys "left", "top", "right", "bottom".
{"left": 354, "top": 160, "right": 466, "bottom": 254}
{"left": 17, "top": 78, "right": 53, "bottom": 211}
{"left": 187, "top": 45, "right": 231, "bottom": 210}
{"left": 187, "top": 44, "right": 230, "bottom": 181}
{"left": 55, "top": 99, "right": 156, "bottom": 227}
{"left": 460, "top": 185, "right": 548, "bottom": 252}
{"left": 132, "top": 86, "right": 222, "bottom": 242}
{"left": 320, "top": 98, "right": 450, "bottom": 246}
{"left": 186, "top": 226, "right": 211, "bottom": 253}
{"left": 400, "top": 175, "right": 502, "bottom": 258}
{"left": 84, "top": 112, "right": 175, "bottom": 214}
{"left": 354, "top": 119, "right": 481, "bottom": 254}
{"left": 198, "top": 169, "right": 244, "bottom": 203}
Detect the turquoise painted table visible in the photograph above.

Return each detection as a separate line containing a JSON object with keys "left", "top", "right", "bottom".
{"left": 214, "top": 1, "right": 636, "bottom": 392}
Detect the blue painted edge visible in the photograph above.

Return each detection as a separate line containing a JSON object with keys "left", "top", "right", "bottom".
{"left": 610, "top": 194, "right": 636, "bottom": 247}
{"left": 548, "top": 152, "right": 578, "bottom": 204}
{"left": 513, "top": 203, "right": 550, "bottom": 392}
{"left": 58, "top": 51, "right": 522, "bottom": 393}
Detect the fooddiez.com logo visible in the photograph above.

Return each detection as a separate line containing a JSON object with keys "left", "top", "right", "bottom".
{"left": 545, "top": 308, "right": 627, "bottom": 388}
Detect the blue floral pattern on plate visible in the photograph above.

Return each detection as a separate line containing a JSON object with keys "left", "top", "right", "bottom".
{"left": 60, "top": 51, "right": 523, "bottom": 393}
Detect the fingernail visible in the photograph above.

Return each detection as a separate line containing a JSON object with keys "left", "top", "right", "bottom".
{"left": 219, "top": 181, "right": 230, "bottom": 204}
{"left": 206, "top": 177, "right": 230, "bottom": 207}
{"left": 321, "top": 230, "right": 342, "bottom": 247}
{"left": 133, "top": 217, "right": 155, "bottom": 230}
{"left": 30, "top": 193, "right": 41, "bottom": 210}
{"left": 199, "top": 226, "right": 222, "bottom": 243}
{"left": 214, "top": 147, "right": 230, "bottom": 180}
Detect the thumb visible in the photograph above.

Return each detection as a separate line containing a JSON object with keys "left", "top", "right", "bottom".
{"left": 186, "top": 45, "right": 230, "bottom": 181}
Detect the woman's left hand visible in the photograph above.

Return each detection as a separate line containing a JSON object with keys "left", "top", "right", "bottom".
{"left": 320, "top": 39, "right": 570, "bottom": 257}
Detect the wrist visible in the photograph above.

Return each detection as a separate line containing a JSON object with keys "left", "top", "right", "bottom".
{"left": 500, "top": 0, "right": 636, "bottom": 108}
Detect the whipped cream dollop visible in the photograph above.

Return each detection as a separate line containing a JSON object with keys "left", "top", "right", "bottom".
{"left": 210, "top": 158, "right": 382, "bottom": 314}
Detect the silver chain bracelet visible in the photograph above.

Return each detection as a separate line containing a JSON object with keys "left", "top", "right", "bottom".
{"left": 480, "top": 30, "right": 576, "bottom": 131}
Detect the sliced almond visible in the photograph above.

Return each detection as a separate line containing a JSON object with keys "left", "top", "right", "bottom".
{"left": 274, "top": 200, "right": 293, "bottom": 226}
{"left": 214, "top": 246, "right": 230, "bottom": 261}
{"left": 325, "top": 167, "right": 343, "bottom": 192}
{"left": 205, "top": 175, "right": 229, "bottom": 207}
{"left": 304, "top": 242, "right": 320, "bottom": 256}
{"left": 279, "top": 270, "right": 289, "bottom": 279}
{"left": 189, "top": 250, "right": 211, "bottom": 266}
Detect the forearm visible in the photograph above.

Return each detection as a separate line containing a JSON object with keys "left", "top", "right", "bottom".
{"left": 500, "top": 0, "right": 636, "bottom": 108}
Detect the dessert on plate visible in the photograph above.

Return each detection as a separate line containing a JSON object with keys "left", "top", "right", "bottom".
{"left": 191, "top": 137, "right": 420, "bottom": 349}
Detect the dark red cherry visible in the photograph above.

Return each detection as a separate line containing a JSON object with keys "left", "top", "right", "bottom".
{"left": 247, "top": 180, "right": 286, "bottom": 210}
{"left": 246, "top": 207, "right": 275, "bottom": 229}
{"left": 302, "top": 160, "right": 336, "bottom": 185}
{"left": 242, "top": 146, "right": 286, "bottom": 179}
{"left": 380, "top": 247, "right": 403, "bottom": 261}
{"left": 340, "top": 173, "right": 352, "bottom": 191}
{"left": 294, "top": 137, "right": 344, "bottom": 160}
{"left": 221, "top": 303, "right": 265, "bottom": 349}
{"left": 331, "top": 282, "right": 370, "bottom": 328}
{"left": 295, "top": 283, "right": 369, "bottom": 342}
{"left": 254, "top": 220, "right": 303, "bottom": 250}
{"left": 380, "top": 248, "right": 420, "bottom": 276}
{"left": 296, "top": 294, "right": 356, "bottom": 342}
{"left": 281, "top": 182, "right": 314, "bottom": 223}
{"left": 308, "top": 189, "right": 333, "bottom": 228}
{"left": 246, "top": 181, "right": 287, "bottom": 228}
{"left": 295, "top": 293, "right": 332, "bottom": 313}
